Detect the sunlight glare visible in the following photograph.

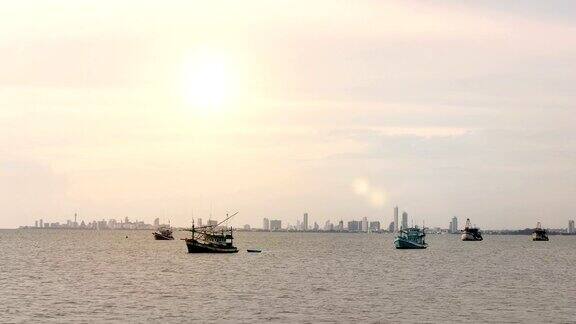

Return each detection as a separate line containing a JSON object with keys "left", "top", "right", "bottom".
{"left": 182, "top": 50, "right": 234, "bottom": 113}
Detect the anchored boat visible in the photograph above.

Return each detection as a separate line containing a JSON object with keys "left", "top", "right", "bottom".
{"left": 461, "top": 218, "right": 483, "bottom": 241}
{"left": 394, "top": 227, "right": 428, "bottom": 249}
{"left": 532, "top": 222, "right": 549, "bottom": 241}
{"left": 153, "top": 226, "right": 174, "bottom": 240}
{"left": 183, "top": 212, "right": 239, "bottom": 253}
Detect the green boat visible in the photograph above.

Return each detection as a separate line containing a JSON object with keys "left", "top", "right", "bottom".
{"left": 394, "top": 227, "right": 428, "bottom": 249}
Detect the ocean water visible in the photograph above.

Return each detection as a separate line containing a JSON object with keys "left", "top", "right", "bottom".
{"left": 1, "top": 229, "right": 575, "bottom": 323}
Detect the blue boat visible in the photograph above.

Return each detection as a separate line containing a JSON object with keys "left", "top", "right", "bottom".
{"left": 394, "top": 227, "right": 428, "bottom": 249}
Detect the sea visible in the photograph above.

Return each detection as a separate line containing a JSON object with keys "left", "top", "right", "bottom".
{"left": 1, "top": 229, "right": 575, "bottom": 323}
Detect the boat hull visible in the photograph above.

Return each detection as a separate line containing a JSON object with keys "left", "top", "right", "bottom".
{"left": 185, "top": 239, "right": 238, "bottom": 253}
{"left": 394, "top": 237, "right": 427, "bottom": 249}
{"left": 153, "top": 233, "right": 174, "bottom": 240}
{"left": 461, "top": 233, "right": 483, "bottom": 241}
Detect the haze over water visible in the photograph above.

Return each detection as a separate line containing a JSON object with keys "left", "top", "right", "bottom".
{"left": 2, "top": 230, "right": 574, "bottom": 323}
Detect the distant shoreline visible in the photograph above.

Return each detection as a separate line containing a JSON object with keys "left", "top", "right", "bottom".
{"left": 8, "top": 227, "right": 576, "bottom": 236}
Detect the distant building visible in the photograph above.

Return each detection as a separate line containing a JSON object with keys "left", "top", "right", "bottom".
{"left": 34, "top": 220, "right": 38, "bottom": 228}
{"left": 361, "top": 217, "right": 368, "bottom": 232}
{"left": 401, "top": 212, "right": 408, "bottom": 229}
{"left": 338, "top": 220, "right": 344, "bottom": 231}
{"left": 154, "top": 218, "right": 160, "bottom": 227}
{"left": 569, "top": 220, "right": 575, "bottom": 234}
{"left": 39, "top": 219, "right": 43, "bottom": 228}
{"left": 369, "top": 221, "right": 381, "bottom": 232}
{"left": 313, "top": 222, "right": 319, "bottom": 231}
{"left": 197, "top": 218, "right": 203, "bottom": 227}
{"left": 270, "top": 219, "right": 282, "bottom": 231}
{"left": 451, "top": 217, "right": 458, "bottom": 233}
{"left": 263, "top": 218, "right": 270, "bottom": 231}
{"left": 394, "top": 206, "right": 399, "bottom": 232}
{"left": 388, "top": 221, "right": 395, "bottom": 232}
{"left": 207, "top": 220, "right": 218, "bottom": 227}
{"left": 243, "top": 224, "right": 251, "bottom": 230}
{"left": 348, "top": 220, "right": 361, "bottom": 231}
{"left": 303, "top": 213, "right": 309, "bottom": 231}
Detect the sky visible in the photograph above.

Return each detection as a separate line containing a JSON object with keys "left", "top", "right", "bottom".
{"left": 1, "top": 0, "right": 575, "bottom": 229}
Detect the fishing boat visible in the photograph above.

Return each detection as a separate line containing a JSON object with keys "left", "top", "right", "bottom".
{"left": 183, "top": 212, "right": 239, "bottom": 253}
{"left": 394, "top": 227, "right": 428, "bottom": 249}
{"left": 461, "top": 218, "right": 483, "bottom": 241}
{"left": 153, "top": 226, "right": 174, "bottom": 240}
{"left": 532, "top": 222, "right": 549, "bottom": 241}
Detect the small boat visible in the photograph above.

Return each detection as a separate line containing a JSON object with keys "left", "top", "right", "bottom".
{"left": 532, "top": 222, "right": 549, "bottom": 241}
{"left": 247, "top": 249, "right": 261, "bottom": 253}
{"left": 183, "top": 212, "right": 239, "bottom": 253}
{"left": 461, "top": 218, "right": 483, "bottom": 241}
{"left": 394, "top": 227, "right": 428, "bottom": 249}
{"left": 153, "top": 226, "right": 174, "bottom": 240}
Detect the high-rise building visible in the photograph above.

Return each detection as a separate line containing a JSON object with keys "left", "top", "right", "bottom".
{"left": 448, "top": 221, "right": 453, "bottom": 233}
{"left": 197, "top": 218, "right": 203, "bottom": 227}
{"left": 369, "top": 221, "right": 381, "bottom": 232}
{"left": 338, "top": 220, "right": 344, "bottom": 231}
{"left": 324, "top": 220, "right": 334, "bottom": 231}
{"left": 361, "top": 217, "right": 368, "bottom": 232}
{"left": 39, "top": 219, "right": 43, "bottom": 228}
{"left": 388, "top": 221, "right": 395, "bottom": 232}
{"left": 348, "top": 220, "right": 361, "bottom": 231}
{"left": 394, "top": 206, "right": 399, "bottom": 232}
{"left": 313, "top": 222, "right": 319, "bottom": 231}
{"left": 401, "top": 212, "right": 408, "bottom": 229}
{"left": 303, "top": 213, "right": 309, "bottom": 231}
{"left": 34, "top": 220, "right": 38, "bottom": 228}
{"left": 154, "top": 218, "right": 160, "bottom": 227}
{"left": 451, "top": 217, "right": 458, "bottom": 233}
{"left": 270, "top": 219, "right": 282, "bottom": 231}
{"left": 568, "top": 220, "right": 575, "bottom": 234}
{"left": 263, "top": 218, "right": 270, "bottom": 231}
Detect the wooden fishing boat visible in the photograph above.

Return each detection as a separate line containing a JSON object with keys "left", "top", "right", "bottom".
{"left": 153, "top": 226, "right": 174, "bottom": 240}
{"left": 183, "top": 212, "right": 239, "bottom": 253}
{"left": 394, "top": 227, "right": 428, "bottom": 249}
{"left": 532, "top": 222, "right": 549, "bottom": 241}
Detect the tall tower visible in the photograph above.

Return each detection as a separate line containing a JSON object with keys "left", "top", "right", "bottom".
{"left": 394, "top": 206, "right": 399, "bottom": 232}
{"left": 263, "top": 218, "right": 270, "bottom": 231}
{"left": 451, "top": 216, "right": 458, "bottom": 233}
{"left": 303, "top": 213, "right": 309, "bottom": 231}
{"left": 401, "top": 212, "right": 408, "bottom": 229}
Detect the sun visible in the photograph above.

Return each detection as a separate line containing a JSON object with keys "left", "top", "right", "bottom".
{"left": 182, "top": 51, "right": 233, "bottom": 112}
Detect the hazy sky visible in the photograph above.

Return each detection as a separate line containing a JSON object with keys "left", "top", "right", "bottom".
{"left": 1, "top": 1, "right": 575, "bottom": 229}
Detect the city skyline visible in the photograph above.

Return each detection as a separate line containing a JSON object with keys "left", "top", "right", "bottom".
{"left": 13, "top": 206, "right": 576, "bottom": 232}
